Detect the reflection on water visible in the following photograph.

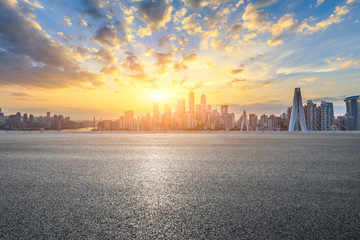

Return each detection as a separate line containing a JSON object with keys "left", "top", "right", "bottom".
{"left": 0, "top": 132, "right": 360, "bottom": 239}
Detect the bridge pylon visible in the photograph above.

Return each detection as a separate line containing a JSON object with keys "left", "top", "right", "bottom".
{"left": 289, "top": 88, "right": 307, "bottom": 132}
{"left": 241, "top": 110, "right": 249, "bottom": 132}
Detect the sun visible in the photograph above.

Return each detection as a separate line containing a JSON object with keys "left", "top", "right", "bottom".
{"left": 152, "top": 92, "right": 166, "bottom": 102}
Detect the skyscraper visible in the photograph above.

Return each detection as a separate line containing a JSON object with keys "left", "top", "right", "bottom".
{"left": 344, "top": 95, "right": 359, "bottom": 130}
{"left": 189, "top": 91, "right": 194, "bottom": 117}
{"left": 177, "top": 99, "right": 185, "bottom": 116}
{"left": 201, "top": 95, "right": 206, "bottom": 112}
{"left": 124, "top": 111, "right": 134, "bottom": 130}
{"left": 221, "top": 105, "right": 228, "bottom": 115}
{"left": 153, "top": 103, "right": 159, "bottom": 127}
{"left": 320, "top": 101, "right": 334, "bottom": 131}
{"left": 249, "top": 114, "right": 258, "bottom": 130}
{"left": 306, "top": 100, "right": 318, "bottom": 131}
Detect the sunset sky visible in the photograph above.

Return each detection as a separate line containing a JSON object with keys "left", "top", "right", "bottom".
{"left": 0, "top": 0, "right": 359, "bottom": 119}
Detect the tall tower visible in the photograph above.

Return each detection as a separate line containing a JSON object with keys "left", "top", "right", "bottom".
{"left": 240, "top": 110, "right": 249, "bottom": 132}
{"left": 177, "top": 99, "right": 185, "bottom": 116}
{"left": 289, "top": 88, "right": 307, "bottom": 131}
{"left": 189, "top": 91, "right": 194, "bottom": 118}
{"left": 201, "top": 95, "right": 206, "bottom": 112}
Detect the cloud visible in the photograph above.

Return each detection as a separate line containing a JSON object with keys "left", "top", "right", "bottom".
{"left": 301, "top": 77, "right": 318, "bottom": 82}
{"left": 79, "top": 19, "right": 88, "bottom": 26}
{"left": 178, "top": 36, "right": 189, "bottom": 46}
{"left": 259, "top": 81, "right": 272, "bottom": 86}
{"left": 185, "top": 81, "right": 204, "bottom": 91}
{"left": 57, "top": 32, "right": 73, "bottom": 43}
{"left": 154, "top": 51, "right": 173, "bottom": 74}
{"left": 302, "top": 3, "right": 352, "bottom": 33}
{"left": 182, "top": 13, "right": 203, "bottom": 35}
{"left": 138, "top": 0, "right": 173, "bottom": 32}
{"left": 175, "top": 51, "right": 197, "bottom": 70}
{"left": 64, "top": 17, "right": 71, "bottom": 27}
{"left": 158, "top": 34, "right": 176, "bottom": 48}
{"left": 268, "top": 13, "right": 301, "bottom": 46}
{"left": 315, "top": 5, "right": 350, "bottom": 30}
{"left": 76, "top": 0, "right": 107, "bottom": 19}
{"left": 182, "top": 0, "right": 231, "bottom": 9}
{"left": 341, "top": 60, "right": 359, "bottom": 69}
{"left": 101, "top": 65, "right": 122, "bottom": 76}
{"left": 267, "top": 36, "right": 283, "bottom": 46}
{"left": 120, "top": 52, "right": 151, "bottom": 81}
{"left": 12, "top": 92, "right": 33, "bottom": 97}
{"left": 230, "top": 69, "right": 244, "bottom": 75}
{"left": 316, "top": 0, "right": 325, "bottom": 7}
{"left": 0, "top": 1, "right": 104, "bottom": 88}
{"left": 227, "top": 79, "right": 246, "bottom": 85}
{"left": 231, "top": 23, "right": 242, "bottom": 32}
{"left": 242, "top": 0, "right": 276, "bottom": 32}
{"left": 93, "top": 25, "right": 118, "bottom": 46}
{"left": 204, "top": 14, "right": 226, "bottom": 28}
{"left": 93, "top": 22, "right": 129, "bottom": 48}
{"left": 183, "top": 0, "right": 207, "bottom": 9}
{"left": 94, "top": 48, "right": 117, "bottom": 65}
{"left": 22, "top": 0, "right": 44, "bottom": 9}
{"left": 71, "top": 46, "right": 92, "bottom": 61}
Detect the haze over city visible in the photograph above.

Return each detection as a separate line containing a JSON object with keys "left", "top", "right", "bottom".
{"left": 0, "top": 0, "right": 359, "bottom": 119}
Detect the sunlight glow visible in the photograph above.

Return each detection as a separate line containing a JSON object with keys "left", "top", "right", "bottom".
{"left": 152, "top": 92, "right": 166, "bottom": 102}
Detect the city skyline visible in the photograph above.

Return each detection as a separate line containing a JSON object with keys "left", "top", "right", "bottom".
{"left": 0, "top": 0, "right": 359, "bottom": 119}
{"left": 3, "top": 88, "right": 357, "bottom": 131}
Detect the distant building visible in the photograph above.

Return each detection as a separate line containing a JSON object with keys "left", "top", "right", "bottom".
{"left": 189, "top": 91, "right": 194, "bottom": 118}
{"left": 221, "top": 105, "right": 228, "bottom": 115}
{"left": 249, "top": 114, "right": 258, "bottom": 130}
{"left": 201, "top": 95, "right": 206, "bottom": 112}
{"left": 344, "top": 95, "right": 359, "bottom": 130}
{"left": 177, "top": 99, "right": 185, "bottom": 116}
{"left": 306, "top": 100, "right": 319, "bottom": 131}
{"left": 320, "top": 101, "right": 334, "bottom": 131}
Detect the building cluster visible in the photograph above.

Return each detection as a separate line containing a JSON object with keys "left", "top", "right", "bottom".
{"left": 98, "top": 92, "right": 360, "bottom": 132}
{"left": 98, "top": 92, "right": 236, "bottom": 131}
{"left": 97, "top": 92, "right": 291, "bottom": 131}
{"left": 0, "top": 110, "right": 79, "bottom": 130}
{"left": 2, "top": 92, "right": 358, "bottom": 132}
{"left": 289, "top": 96, "right": 360, "bottom": 131}
{"left": 338, "top": 96, "right": 360, "bottom": 131}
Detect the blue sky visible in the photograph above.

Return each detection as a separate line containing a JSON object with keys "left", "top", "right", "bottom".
{"left": 0, "top": 0, "right": 359, "bottom": 118}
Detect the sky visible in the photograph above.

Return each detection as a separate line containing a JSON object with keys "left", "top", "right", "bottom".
{"left": 0, "top": 0, "right": 359, "bottom": 119}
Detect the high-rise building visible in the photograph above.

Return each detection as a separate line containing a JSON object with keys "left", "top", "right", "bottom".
{"left": 153, "top": 103, "right": 159, "bottom": 127}
{"left": 201, "top": 95, "right": 206, "bottom": 112}
{"left": 124, "top": 111, "right": 134, "bottom": 130}
{"left": 23, "top": 113, "right": 28, "bottom": 122}
{"left": 306, "top": 100, "right": 319, "bottom": 131}
{"left": 249, "top": 114, "right": 258, "bottom": 130}
{"left": 177, "top": 99, "right": 185, "bottom": 116}
{"left": 320, "top": 101, "right": 334, "bottom": 131}
{"left": 259, "top": 114, "right": 268, "bottom": 128}
{"left": 344, "top": 95, "right": 359, "bottom": 130}
{"left": 189, "top": 91, "right": 194, "bottom": 117}
{"left": 221, "top": 105, "right": 228, "bottom": 115}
